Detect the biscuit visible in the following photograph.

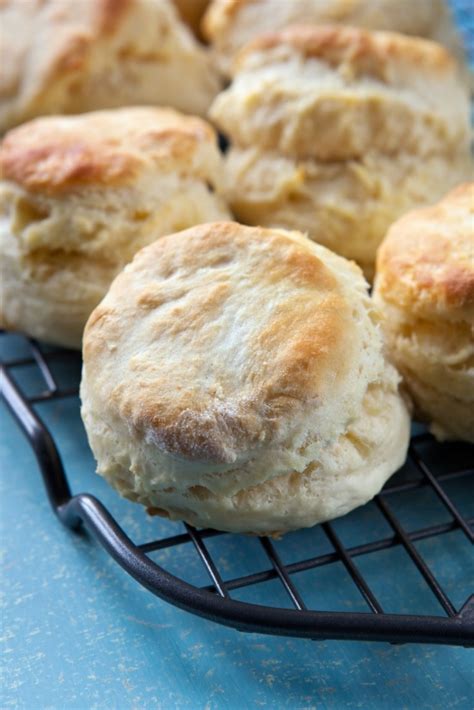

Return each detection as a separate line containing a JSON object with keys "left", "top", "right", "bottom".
{"left": 203, "top": 0, "right": 466, "bottom": 75}
{"left": 80, "top": 222, "right": 410, "bottom": 535}
{"left": 0, "top": 0, "right": 221, "bottom": 132}
{"left": 374, "top": 184, "right": 474, "bottom": 443}
{"left": 0, "top": 107, "right": 230, "bottom": 348}
{"left": 210, "top": 26, "right": 471, "bottom": 278}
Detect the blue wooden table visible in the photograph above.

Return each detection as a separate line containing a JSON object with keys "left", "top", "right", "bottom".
{"left": 1, "top": 4, "right": 473, "bottom": 707}
{"left": 2, "top": 328, "right": 474, "bottom": 710}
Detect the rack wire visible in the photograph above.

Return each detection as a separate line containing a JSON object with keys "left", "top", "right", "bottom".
{"left": 1, "top": 331, "right": 473, "bottom": 646}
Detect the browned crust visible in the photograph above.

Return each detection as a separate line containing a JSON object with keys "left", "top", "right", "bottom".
{"left": 0, "top": 107, "right": 217, "bottom": 193}
{"left": 84, "top": 222, "right": 354, "bottom": 464}
{"left": 376, "top": 184, "right": 474, "bottom": 314}
{"left": 0, "top": 140, "right": 138, "bottom": 191}
{"left": 235, "top": 24, "right": 455, "bottom": 73}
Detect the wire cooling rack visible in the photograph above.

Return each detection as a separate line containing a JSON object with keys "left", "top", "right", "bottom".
{"left": 1, "top": 330, "right": 473, "bottom": 646}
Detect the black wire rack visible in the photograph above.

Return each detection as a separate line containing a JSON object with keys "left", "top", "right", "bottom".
{"left": 1, "top": 331, "right": 473, "bottom": 647}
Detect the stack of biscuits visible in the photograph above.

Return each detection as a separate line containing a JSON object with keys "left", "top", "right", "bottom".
{"left": 1, "top": 0, "right": 472, "bottom": 536}
{"left": 209, "top": 25, "right": 471, "bottom": 278}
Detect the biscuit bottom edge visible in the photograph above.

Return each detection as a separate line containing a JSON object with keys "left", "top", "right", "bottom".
{"left": 92, "top": 382, "right": 410, "bottom": 536}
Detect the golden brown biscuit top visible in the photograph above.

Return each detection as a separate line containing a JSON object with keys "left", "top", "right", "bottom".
{"left": 0, "top": 107, "right": 218, "bottom": 194}
{"left": 234, "top": 25, "right": 455, "bottom": 77}
{"left": 376, "top": 184, "right": 474, "bottom": 319}
{"left": 83, "top": 222, "right": 362, "bottom": 464}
